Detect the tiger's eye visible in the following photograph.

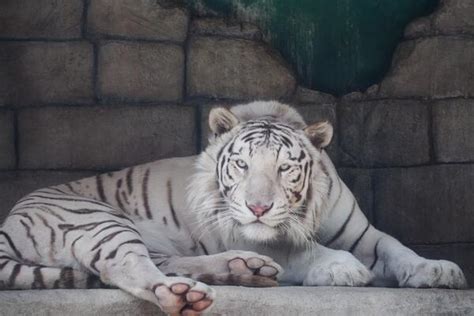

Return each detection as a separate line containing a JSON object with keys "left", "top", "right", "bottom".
{"left": 235, "top": 159, "right": 248, "bottom": 169}
{"left": 279, "top": 163, "right": 291, "bottom": 172}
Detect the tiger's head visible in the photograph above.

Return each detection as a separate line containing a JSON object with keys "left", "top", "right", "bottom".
{"left": 189, "top": 101, "right": 334, "bottom": 246}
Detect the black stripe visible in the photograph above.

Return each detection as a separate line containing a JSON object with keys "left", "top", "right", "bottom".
{"left": 199, "top": 242, "right": 209, "bottom": 255}
{"left": 92, "top": 223, "right": 139, "bottom": 238}
{"left": 28, "top": 193, "right": 113, "bottom": 209}
{"left": 142, "top": 169, "right": 152, "bottom": 219}
{"left": 90, "top": 250, "right": 102, "bottom": 273}
{"left": 167, "top": 179, "right": 180, "bottom": 229}
{"left": 35, "top": 213, "right": 56, "bottom": 257}
{"left": 115, "top": 179, "right": 125, "bottom": 211}
{"left": 91, "top": 230, "right": 131, "bottom": 251}
{"left": 65, "top": 183, "right": 79, "bottom": 194}
{"left": 55, "top": 267, "right": 74, "bottom": 289}
{"left": 105, "top": 239, "right": 143, "bottom": 260}
{"left": 19, "top": 220, "right": 41, "bottom": 256}
{"left": 96, "top": 175, "right": 107, "bottom": 202}
{"left": 349, "top": 222, "right": 371, "bottom": 253}
{"left": 0, "top": 256, "right": 13, "bottom": 270}
{"left": 32, "top": 267, "right": 46, "bottom": 289}
{"left": 8, "top": 263, "right": 22, "bottom": 287}
{"left": 126, "top": 167, "right": 134, "bottom": 194}
{"left": 0, "top": 231, "right": 23, "bottom": 260}
{"left": 326, "top": 200, "right": 356, "bottom": 246}
{"left": 370, "top": 238, "right": 382, "bottom": 270}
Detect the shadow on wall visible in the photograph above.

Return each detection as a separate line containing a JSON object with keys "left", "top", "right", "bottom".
{"left": 186, "top": 0, "right": 439, "bottom": 95}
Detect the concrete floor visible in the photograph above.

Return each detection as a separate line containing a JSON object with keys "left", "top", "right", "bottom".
{"left": 0, "top": 286, "right": 473, "bottom": 315}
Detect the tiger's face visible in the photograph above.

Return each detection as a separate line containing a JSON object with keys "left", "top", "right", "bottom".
{"left": 216, "top": 120, "right": 314, "bottom": 241}
{"left": 206, "top": 106, "right": 333, "bottom": 244}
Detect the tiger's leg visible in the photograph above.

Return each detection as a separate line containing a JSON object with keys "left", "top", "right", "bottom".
{"left": 349, "top": 227, "right": 468, "bottom": 289}
{"left": 320, "top": 185, "right": 467, "bottom": 288}
{"left": 280, "top": 244, "right": 374, "bottom": 286}
{"left": 150, "top": 250, "right": 283, "bottom": 287}
{"left": 1, "top": 197, "right": 215, "bottom": 315}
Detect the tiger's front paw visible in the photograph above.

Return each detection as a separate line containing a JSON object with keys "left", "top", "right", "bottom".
{"left": 303, "top": 252, "right": 373, "bottom": 287}
{"left": 153, "top": 277, "right": 216, "bottom": 315}
{"left": 399, "top": 259, "right": 468, "bottom": 289}
{"left": 225, "top": 250, "right": 283, "bottom": 279}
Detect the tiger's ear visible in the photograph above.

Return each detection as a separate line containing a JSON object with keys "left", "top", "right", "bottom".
{"left": 209, "top": 107, "right": 240, "bottom": 136}
{"left": 304, "top": 121, "right": 333, "bottom": 149}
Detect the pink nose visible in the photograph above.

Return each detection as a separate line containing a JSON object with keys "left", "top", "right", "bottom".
{"left": 246, "top": 202, "right": 273, "bottom": 217}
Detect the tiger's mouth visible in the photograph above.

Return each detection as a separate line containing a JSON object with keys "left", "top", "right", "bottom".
{"left": 239, "top": 221, "right": 280, "bottom": 241}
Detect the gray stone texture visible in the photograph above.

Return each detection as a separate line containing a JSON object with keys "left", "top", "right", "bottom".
{"left": 379, "top": 37, "right": 474, "bottom": 99}
{"left": 187, "top": 36, "right": 296, "bottom": 100}
{"left": 374, "top": 165, "right": 474, "bottom": 244}
{"left": 293, "top": 86, "right": 337, "bottom": 105}
{"left": 191, "top": 18, "right": 262, "bottom": 40}
{"left": 98, "top": 41, "right": 184, "bottom": 102}
{"left": 18, "top": 106, "right": 196, "bottom": 170}
{"left": 405, "top": 0, "right": 474, "bottom": 38}
{"left": 339, "top": 100, "right": 430, "bottom": 167}
{"left": 337, "top": 168, "right": 373, "bottom": 221}
{"left": 0, "top": 171, "right": 94, "bottom": 222}
{"left": 0, "top": 111, "right": 15, "bottom": 169}
{"left": 0, "top": 0, "right": 83, "bottom": 39}
{"left": 411, "top": 243, "right": 474, "bottom": 289}
{"left": 0, "top": 42, "right": 94, "bottom": 106}
{"left": 0, "top": 287, "right": 473, "bottom": 315}
{"left": 433, "top": 99, "right": 474, "bottom": 163}
{"left": 87, "top": 0, "right": 189, "bottom": 42}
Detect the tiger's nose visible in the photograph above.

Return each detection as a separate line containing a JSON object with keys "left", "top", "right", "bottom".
{"left": 246, "top": 202, "right": 273, "bottom": 217}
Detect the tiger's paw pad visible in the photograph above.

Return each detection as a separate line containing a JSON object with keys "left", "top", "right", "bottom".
{"left": 226, "top": 251, "right": 283, "bottom": 278}
{"left": 154, "top": 277, "right": 216, "bottom": 315}
{"left": 303, "top": 254, "right": 373, "bottom": 287}
{"left": 399, "top": 259, "right": 468, "bottom": 289}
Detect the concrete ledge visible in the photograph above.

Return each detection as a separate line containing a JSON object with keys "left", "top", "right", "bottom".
{"left": 0, "top": 287, "right": 473, "bottom": 315}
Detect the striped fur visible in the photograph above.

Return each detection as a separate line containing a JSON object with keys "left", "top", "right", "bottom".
{"left": 0, "top": 101, "right": 467, "bottom": 314}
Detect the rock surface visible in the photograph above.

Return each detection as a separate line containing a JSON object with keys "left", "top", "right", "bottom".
{"left": 98, "top": 41, "right": 184, "bottom": 102}
{"left": 87, "top": 0, "right": 189, "bottom": 42}
{"left": 187, "top": 36, "right": 296, "bottom": 100}
{"left": 0, "top": 111, "right": 15, "bottom": 169}
{"left": 18, "top": 106, "right": 196, "bottom": 169}
{"left": 0, "top": 287, "right": 472, "bottom": 316}
{"left": 0, "top": 42, "right": 94, "bottom": 106}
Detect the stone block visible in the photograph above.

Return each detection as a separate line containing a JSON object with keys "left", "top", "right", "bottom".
{"left": 0, "top": 171, "right": 94, "bottom": 223}
{"left": 434, "top": 0, "right": 474, "bottom": 36}
{"left": 433, "top": 99, "right": 474, "bottom": 162}
{"left": 379, "top": 37, "right": 474, "bottom": 99}
{"left": 98, "top": 42, "right": 184, "bottom": 102}
{"left": 0, "top": 111, "right": 15, "bottom": 169}
{"left": 0, "top": 0, "right": 83, "bottom": 39}
{"left": 373, "top": 165, "right": 474, "bottom": 244}
{"left": 191, "top": 18, "right": 262, "bottom": 40}
{"left": 337, "top": 168, "right": 373, "bottom": 221}
{"left": 0, "top": 42, "right": 94, "bottom": 106}
{"left": 339, "top": 100, "right": 430, "bottom": 167}
{"left": 87, "top": 0, "right": 189, "bottom": 42}
{"left": 18, "top": 105, "right": 197, "bottom": 169}
{"left": 187, "top": 36, "right": 296, "bottom": 100}
{"left": 293, "top": 86, "right": 337, "bottom": 105}
{"left": 411, "top": 243, "right": 474, "bottom": 289}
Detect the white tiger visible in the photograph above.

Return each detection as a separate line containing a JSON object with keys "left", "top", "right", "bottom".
{"left": 0, "top": 101, "right": 467, "bottom": 315}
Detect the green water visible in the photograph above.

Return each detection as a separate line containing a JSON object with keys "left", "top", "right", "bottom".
{"left": 187, "top": 0, "right": 438, "bottom": 95}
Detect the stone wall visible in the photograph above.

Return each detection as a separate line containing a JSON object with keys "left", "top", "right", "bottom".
{"left": 0, "top": 0, "right": 472, "bottom": 286}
